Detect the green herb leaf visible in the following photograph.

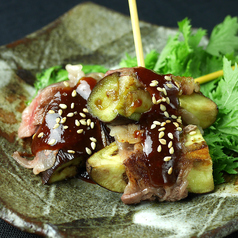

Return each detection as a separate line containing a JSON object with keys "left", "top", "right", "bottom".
{"left": 206, "top": 16, "right": 238, "bottom": 56}
{"left": 201, "top": 58, "right": 238, "bottom": 184}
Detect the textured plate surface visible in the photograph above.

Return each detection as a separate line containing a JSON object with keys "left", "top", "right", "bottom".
{"left": 0, "top": 2, "right": 238, "bottom": 238}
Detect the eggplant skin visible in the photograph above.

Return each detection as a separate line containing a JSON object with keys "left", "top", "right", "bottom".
{"left": 87, "top": 72, "right": 152, "bottom": 124}
{"left": 41, "top": 150, "right": 84, "bottom": 184}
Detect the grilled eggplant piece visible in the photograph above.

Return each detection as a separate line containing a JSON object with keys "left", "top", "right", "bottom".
{"left": 179, "top": 93, "right": 218, "bottom": 129}
{"left": 87, "top": 70, "right": 218, "bottom": 129}
{"left": 183, "top": 126, "right": 214, "bottom": 193}
{"left": 86, "top": 126, "right": 214, "bottom": 194}
{"left": 87, "top": 72, "right": 152, "bottom": 123}
{"left": 41, "top": 150, "right": 84, "bottom": 184}
{"left": 86, "top": 142, "right": 127, "bottom": 192}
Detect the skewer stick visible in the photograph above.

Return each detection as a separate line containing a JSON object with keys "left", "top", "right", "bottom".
{"left": 128, "top": 0, "right": 145, "bottom": 67}
{"left": 195, "top": 66, "right": 235, "bottom": 84}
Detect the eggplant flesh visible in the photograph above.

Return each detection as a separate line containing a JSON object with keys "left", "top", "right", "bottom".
{"left": 86, "top": 142, "right": 127, "bottom": 192}
{"left": 87, "top": 72, "right": 152, "bottom": 123}
{"left": 179, "top": 93, "right": 218, "bottom": 129}
{"left": 41, "top": 150, "right": 84, "bottom": 184}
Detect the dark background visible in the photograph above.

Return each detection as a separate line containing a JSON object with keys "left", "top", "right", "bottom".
{"left": 0, "top": 0, "right": 237, "bottom": 237}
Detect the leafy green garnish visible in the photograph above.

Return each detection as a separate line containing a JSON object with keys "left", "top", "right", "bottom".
{"left": 206, "top": 16, "right": 238, "bottom": 56}
{"left": 34, "top": 65, "right": 68, "bottom": 92}
{"left": 81, "top": 65, "right": 108, "bottom": 74}
{"left": 119, "top": 50, "right": 159, "bottom": 70}
{"left": 201, "top": 58, "right": 238, "bottom": 184}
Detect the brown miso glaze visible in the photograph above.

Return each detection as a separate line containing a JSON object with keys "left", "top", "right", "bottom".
{"left": 31, "top": 77, "right": 103, "bottom": 160}
{"left": 134, "top": 67, "right": 182, "bottom": 187}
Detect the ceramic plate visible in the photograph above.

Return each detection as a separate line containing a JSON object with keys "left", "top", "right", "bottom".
{"left": 0, "top": 2, "right": 238, "bottom": 237}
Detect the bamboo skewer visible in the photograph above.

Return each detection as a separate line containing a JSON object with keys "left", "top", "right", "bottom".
{"left": 128, "top": 0, "right": 234, "bottom": 84}
{"left": 195, "top": 66, "right": 235, "bottom": 84}
{"left": 128, "top": 0, "right": 145, "bottom": 67}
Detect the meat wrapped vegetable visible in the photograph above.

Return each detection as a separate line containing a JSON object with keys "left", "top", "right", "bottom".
{"left": 86, "top": 67, "right": 217, "bottom": 204}
{"left": 13, "top": 65, "right": 107, "bottom": 184}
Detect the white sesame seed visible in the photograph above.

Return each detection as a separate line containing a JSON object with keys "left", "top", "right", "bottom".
{"left": 59, "top": 104, "right": 67, "bottom": 109}
{"left": 71, "top": 103, "right": 75, "bottom": 109}
{"left": 171, "top": 115, "right": 177, "bottom": 119}
{"left": 157, "top": 99, "right": 162, "bottom": 104}
{"left": 164, "top": 156, "right": 172, "bottom": 161}
{"left": 164, "top": 75, "right": 171, "bottom": 81}
{"left": 168, "top": 132, "right": 174, "bottom": 140}
{"left": 153, "top": 121, "right": 161, "bottom": 125}
{"left": 63, "top": 81, "right": 69, "bottom": 87}
{"left": 157, "top": 87, "right": 163, "bottom": 92}
{"left": 55, "top": 117, "right": 60, "bottom": 124}
{"left": 74, "top": 111, "right": 78, "bottom": 115}
{"left": 53, "top": 123, "right": 60, "bottom": 129}
{"left": 152, "top": 95, "right": 157, "bottom": 104}
{"left": 80, "top": 119, "right": 87, "bottom": 125}
{"left": 159, "top": 131, "right": 164, "bottom": 138}
{"left": 58, "top": 109, "right": 63, "bottom": 116}
{"left": 166, "top": 97, "right": 170, "bottom": 104}
{"left": 164, "top": 111, "right": 169, "bottom": 118}
{"left": 177, "top": 127, "right": 182, "bottom": 131}
{"left": 67, "top": 112, "right": 74, "bottom": 117}
{"left": 151, "top": 124, "right": 156, "bottom": 129}
{"left": 75, "top": 119, "right": 80, "bottom": 126}
{"left": 166, "top": 83, "right": 173, "bottom": 88}
{"left": 67, "top": 150, "right": 75, "bottom": 154}
{"left": 157, "top": 145, "right": 162, "bottom": 152}
{"left": 162, "top": 97, "right": 166, "bottom": 102}
{"left": 90, "top": 137, "right": 97, "bottom": 142}
{"left": 163, "top": 88, "right": 167, "bottom": 96}
{"left": 48, "top": 110, "right": 55, "bottom": 114}
{"left": 159, "top": 139, "right": 166, "bottom": 145}
{"left": 72, "top": 90, "right": 77, "bottom": 97}
{"left": 91, "top": 142, "right": 96, "bottom": 150}
{"left": 61, "top": 117, "right": 67, "bottom": 124}
{"left": 63, "top": 125, "right": 68, "bottom": 129}
{"left": 160, "top": 104, "right": 166, "bottom": 111}
{"left": 90, "top": 122, "right": 95, "bottom": 129}
{"left": 161, "top": 122, "right": 166, "bottom": 126}
{"left": 83, "top": 108, "right": 89, "bottom": 113}
{"left": 189, "top": 131, "right": 197, "bottom": 135}
{"left": 80, "top": 112, "right": 86, "bottom": 118}
{"left": 173, "top": 122, "right": 179, "bottom": 127}
{"left": 38, "top": 132, "right": 44, "bottom": 138}
{"left": 77, "top": 129, "right": 83, "bottom": 134}
{"left": 150, "top": 80, "right": 158, "bottom": 87}
{"left": 48, "top": 139, "right": 56, "bottom": 145}
{"left": 169, "top": 147, "right": 174, "bottom": 155}
{"left": 168, "top": 167, "right": 173, "bottom": 175}
{"left": 158, "top": 127, "right": 165, "bottom": 131}
{"left": 87, "top": 119, "right": 91, "bottom": 126}
{"left": 32, "top": 133, "right": 36, "bottom": 139}
{"left": 166, "top": 120, "right": 171, "bottom": 123}
{"left": 177, "top": 118, "right": 182, "bottom": 124}
{"left": 168, "top": 141, "right": 173, "bottom": 148}
{"left": 86, "top": 147, "right": 92, "bottom": 155}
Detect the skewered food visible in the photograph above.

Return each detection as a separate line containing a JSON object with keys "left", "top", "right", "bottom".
{"left": 87, "top": 67, "right": 217, "bottom": 204}
{"left": 13, "top": 65, "right": 108, "bottom": 184}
